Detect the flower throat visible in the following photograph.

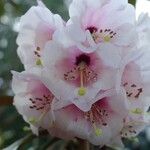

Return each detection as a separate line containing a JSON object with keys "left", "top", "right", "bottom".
{"left": 64, "top": 53, "right": 97, "bottom": 96}
{"left": 76, "top": 54, "right": 91, "bottom": 96}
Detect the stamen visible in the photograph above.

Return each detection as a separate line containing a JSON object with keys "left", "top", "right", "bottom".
{"left": 36, "top": 47, "right": 40, "bottom": 51}
{"left": 34, "top": 47, "right": 42, "bottom": 66}
{"left": 78, "top": 63, "right": 87, "bottom": 96}
{"left": 123, "top": 82, "right": 143, "bottom": 99}
{"left": 29, "top": 117, "right": 38, "bottom": 124}
{"left": 91, "top": 28, "right": 116, "bottom": 43}
{"left": 93, "top": 123, "right": 103, "bottom": 136}
{"left": 36, "top": 58, "right": 42, "bottom": 66}
{"left": 28, "top": 109, "right": 48, "bottom": 125}
{"left": 28, "top": 94, "right": 54, "bottom": 125}
{"left": 104, "top": 36, "right": 111, "bottom": 42}
{"left": 84, "top": 104, "right": 108, "bottom": 136}
{"left": 38, "top": 109, "right": 48, "bottom": 122}
{"left": 131, "top": 108, "right": 143, "bottom": 115}
{"left": 78, "top": 87, "right": 86, "bottom": 96}
{"left": 80, "top": 63, "right": 84, "bottom": 87}
{"left": 121, "top": 124, "right": 137, "bottom": 137}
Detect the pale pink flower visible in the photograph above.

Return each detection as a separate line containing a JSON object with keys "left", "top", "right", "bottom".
{"left": 12, "top": 0, "right": 150, "bottom": 148}
{"left": 54, "top": 0, "right": 137, "bottom": 52}
{"left": 111, "top": 43, "right": 150, "bottom": 147}
{"left": 111, "top": 13, "right": 150, "bottom": 143}
{"left": 12, "top": 71, "right": 127, "bottom": 146}
{"left": 41, "top": 41, "right": 123, "bottom": 111}
{"left": 120, "top": 116, "right": 149, "bottom": 138}
{"left": 122, "top": 62, "right": 150, "bottom": 110}
{"left": 109, "top": 114, "right": 149, "bottom": 148}
{"left": 12, "top": 71, "right": 55, "bottom": 135}
{"left": 17, "top": 1, "right": 64, "bottom": 69}
{"left": 116, "top": 37, "right": 150, "bottom": 112}
{"left": 51, "top": 92, "right": 127, "bottom": 146}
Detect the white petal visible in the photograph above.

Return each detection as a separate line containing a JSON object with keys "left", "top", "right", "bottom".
{"left": 98, "top": 43, "right": 122, "bottom": 68}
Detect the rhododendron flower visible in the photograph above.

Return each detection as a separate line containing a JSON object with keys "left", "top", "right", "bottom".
{"left": 117, "top": 28, "right": 150, "bottom": 113}
{"left": 41, "top": 41, "right": 123, "bottom": 111}
{"left": 113, "top": 36, "right": 150, "bottom": 147}
{"left": 12, "top": 71, "right": 77, "bottom": 139}
{"left": 122, "top": 62, "right": 150, "bottom": 111}
{"left": 11, "top": 0, "right": 150, "bottom": 148}
{"left": 12, "top": 71, "right": 127, "bottom": 146}
{"left": 110, "top": 114, "right": 150, "bottom": 148}
{"left": 17, "top": 0, "right": 64, "bottom": 69}
{"left": 54, "top": 0, "right": 137, "bottom": 52}
{"left": 52, "top": 93, "right": 127, "bottom": 146}
{"left": 12, "top": 71, "right": 56, "bottom": 134}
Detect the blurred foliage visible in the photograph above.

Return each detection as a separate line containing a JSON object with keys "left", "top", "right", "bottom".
{"left": 129, "top": 0, "right": 136, "bottom": 6}
{"left": 0, "top": 0, "right": 150, "bottom": 149}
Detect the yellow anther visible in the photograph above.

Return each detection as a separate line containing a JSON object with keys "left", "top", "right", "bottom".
{"left": 28, "top": 110, "right": 48, "bottom": 125}
{"left": 36, "top": 59, "right": 42, "bottom": 66}
{"left": 78, "top": 87, "right": 86, "bottom": 96}
{"left": 131, "top": 108, "right": 143, "bottom": 114}
{"left": 104, "top": 36, "right": 111, "bottom": 42}
{"left": 93, "top": 123, "right": 103, "bottom": 136}
{"left": 95, "top": 128, "right": 103, "bottom": 136}
{"left": 28, "top": 117, "right": 37, "bottom": 124}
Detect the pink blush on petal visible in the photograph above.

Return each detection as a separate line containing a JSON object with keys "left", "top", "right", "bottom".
{"left": 60, "top": 104, "right": 84, "bottom": 121}
{"left": 82, "top": 9, "right": 96, "bottom": 29}
{"left": 55, "top": 47, "right": 103, "bottom": 87}
{"left": 27, "top": 79, "right": 50, "bottom": 97}
{"left": 61, "top": 97, "right": 114, "bottom": 125}
{"left": 26, "top": 79, "right": 54, "bottom": 112}
{"left": 122, "top": 62, "right": 144, "bottom": 99}
{"left": 35, "top": 22, "right": 55, "bottom": 49}
{"left": 122, "top": 62, "right": 141, "bottom": 84}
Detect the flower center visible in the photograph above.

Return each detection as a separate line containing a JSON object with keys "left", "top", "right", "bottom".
{"left": 29, "top": 94, "right": 53, "bottom": 111}
{"left": 78, "top": 62, "right": 87, "bottom": 96}
{"left": 86, "top": 26, "right": 98, "bottom": 34}
{"left": 34, "top": 47, "right": 42, "bottom": 66}
{"left": 123, "top": 82, "right": 143, "bottom": 99}
{"left": 120, "top": 124, "right": 137, "bottom": 138}
{"left": 87, "top": 26, "right": 117, "bottom": 43}
{"left": 64, "top": 54, "right": 97, "bottom": 96}
{"left": 28, "top": 94, "right": 54, "bottom": 124}
{"left": 84, "top": 103, "right": 109, "bottom": 136}
{"left": 75, "top": 54, "right": 91, "bottom": 66}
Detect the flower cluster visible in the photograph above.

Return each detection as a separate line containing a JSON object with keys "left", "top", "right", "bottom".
{"left": 12, "top": 0, "right": 150, "bottom": 148}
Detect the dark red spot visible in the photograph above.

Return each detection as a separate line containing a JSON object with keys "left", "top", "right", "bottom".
{"left": 75, "top": 54, "right": 91, "bottom": 66}
{"left": 86, "top": 26, "right": 98, "bottom": 34}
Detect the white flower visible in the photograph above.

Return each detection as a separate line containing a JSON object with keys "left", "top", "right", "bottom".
{"left": 12, "top": 71, "right": 55, "bottom": 134}
{"left": 41, "top": 40, "right": 123, "bottom": 111}
{"left": 52, "top": 92, "right": 127, "bottom": 146}
{"left": 12, "top": 0, "right": 150, "bottom": 147}
{"left": 54, "top": 0, "right": 137, "bottom": 53}
{"left": 17, "top": 1, "right": 64, "bottom": 69}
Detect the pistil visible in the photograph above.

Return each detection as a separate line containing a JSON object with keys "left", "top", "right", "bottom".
{"left": 78, "top": 63, "right": 87, "bottom": 96}
{"left": 93, "top": 123, "right": 103, "bottom": 136}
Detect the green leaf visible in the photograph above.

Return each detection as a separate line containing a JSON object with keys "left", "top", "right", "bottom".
{"left": 3, "top": 137, "right": 25, "bottom": 150}
{"left": 0, "top": 0, "right": 5, "bottom": 17}
{"left": 129, "top": 0, "right": 136, "bottom": 6}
